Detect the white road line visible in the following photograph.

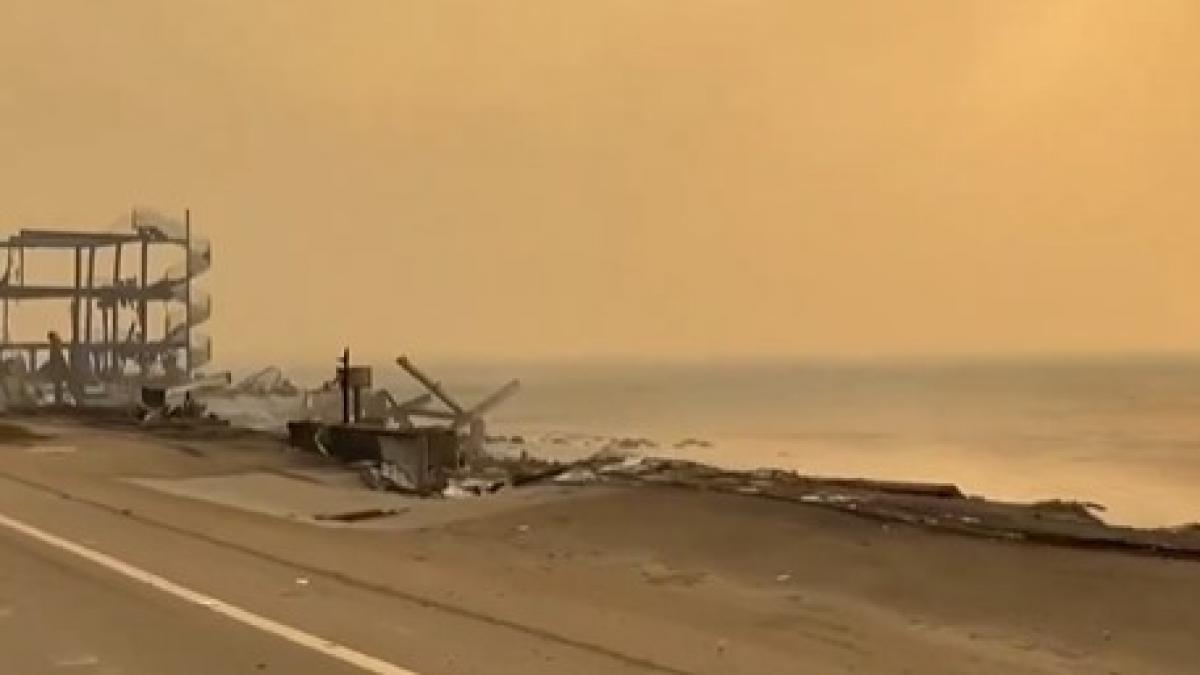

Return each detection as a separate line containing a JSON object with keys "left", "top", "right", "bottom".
{"left": 0, "top": 512, "right": 418, "bottom": 675}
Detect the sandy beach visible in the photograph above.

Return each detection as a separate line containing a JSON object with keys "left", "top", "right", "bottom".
{"left": 0, "top": 418, "right": 1196, "bottom": 674}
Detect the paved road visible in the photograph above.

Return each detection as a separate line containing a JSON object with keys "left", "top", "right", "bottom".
{"left": 0, "top": 524, "right": 368, "bottom": 675}
{"left": 0, "top": 427, "right": 660, "bottom": 675}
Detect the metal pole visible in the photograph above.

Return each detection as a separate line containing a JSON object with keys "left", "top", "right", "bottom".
{"left": 100, "top": 305, "right": 109, "bottom": 376}
{"left": 341, "top": 347, "right": 351, "bottom": 425}
{"left": 138, "top": 216, "right": 149, "bottom": 377}
{"left": 72, "top": 246, "right": 81, "bottom": 347}
{"left": 3, "top": 246, "right": 11, "bottom": 346}
{"left": 184, "top": 208, "right": 192, "bottom": 378}
{"left": 112, "top": 242, "right": 122, "bottom": 375}
{"left": 396, "top": 356, "right": 466, "bottom": 416}
{"left": 86, "top": 246, "right": 95, "bottom": 372}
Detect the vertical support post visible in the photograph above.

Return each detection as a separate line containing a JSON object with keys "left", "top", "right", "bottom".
{"left": 340, "top": 347, "right": 351, "bottom": 425}
{"left": 184, "top": 208, "right": 192, "bottom": 379}
{"left": 86, "top": 246, "right": 95, "bottom": 373}
{"left": 72, "top": 246, "right": 81, "bottom": 347}
{"left": 112, "top": 243, "right": 122, "bottom": 375}
{"left": 138, "top": 217, "right": 149, "bottom": 376}
{"left": 100, "top": 305, "right": 109, "bottom": 375}
{"left": 3, "top": 246, "right": 10, "bottom": 346}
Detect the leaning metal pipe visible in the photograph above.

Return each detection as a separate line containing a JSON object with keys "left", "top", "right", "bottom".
{"left": 395, "top": 356, "right": 466, "bottom": 416}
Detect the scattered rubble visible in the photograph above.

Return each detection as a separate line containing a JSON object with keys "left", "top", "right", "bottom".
{"left": 597, "top": 455, "right": 647, "bottom": 475}
{"left": 355, "top": 460, "right": 418, "bottom": 493}
{"left": 604, "top": 437, "right": 658, "bottom": 451}
{"left": 444, "top": 478, "right": 506, "bottom": 498}
{"left": 552, "top": 467, "right": 600, "bottom": 485}
{"left": 1030, "top": 499, "right": 1107, "bottom": 525}
{"left": 230, "top": 366, "right": 300, "bottom": 397}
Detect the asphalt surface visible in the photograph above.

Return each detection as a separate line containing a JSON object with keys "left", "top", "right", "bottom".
{"left": 0, "top": 524, "right": 367, "bottom": 675}
{"left": 0, "top": 425, "right": 659, "bottom": 675}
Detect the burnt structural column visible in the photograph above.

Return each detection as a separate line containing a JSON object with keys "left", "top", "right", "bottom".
{"left": 85, "top": 246, "right": 95, "bottom": 373}
{"left": 139, "top": 231, "right": 149, "bottom": 376}
{"left": 112, "top": 242, "right": 122, "bottom": 375}
{"left": 71, "top": 246, "right": 82, "bottom": 348}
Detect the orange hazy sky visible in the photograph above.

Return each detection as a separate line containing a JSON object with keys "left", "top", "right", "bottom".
{"left": 1, "top": 1, "right": 1198, "bottom": 367}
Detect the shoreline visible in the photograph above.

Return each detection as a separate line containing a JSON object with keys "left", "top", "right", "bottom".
{"left": 200, "top": 395, "right": 1200, "bottom": 529}
{"left": 7, "top": 411, "right": 1200, "bottom": 562}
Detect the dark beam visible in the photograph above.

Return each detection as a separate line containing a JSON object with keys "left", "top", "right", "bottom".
{"left": 184, "top": 208, "right": 192, "bottom": 377}
{"left": 86, "top": 246, "right": 96, "bottom": 371}
{"left": 0, "top": 339, "right": 187, "bottom": 351}
{"left": 112, "top": 242, "right": 122, "bottom": 373}
{"left": 0, "top": 285, "right": 174, "bottom": 301}
{"left": 139, "top": 236, "right": 149, "bottom": 374}
{"left": 71, "top": 247, "right": 81, "bottom": 346}
{"left": 2, "top": 230, "right": 144, "bottom": 248}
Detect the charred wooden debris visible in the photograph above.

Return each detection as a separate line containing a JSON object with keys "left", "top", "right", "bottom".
{"left": 285, "top": 351, "right": 523, "bottom": 495}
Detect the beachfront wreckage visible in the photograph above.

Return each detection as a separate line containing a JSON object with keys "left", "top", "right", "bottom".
{"left": 0, "top": 208, "right": 213, "bottom": 410}
{"left": 0, "top": 210, "right": 527, "bottom": 490}
{"left": 3, "top": 213, "right": 1198, "bottom": 561}
{"left": 286, "top": 351, "right": 522, "bottom": 493}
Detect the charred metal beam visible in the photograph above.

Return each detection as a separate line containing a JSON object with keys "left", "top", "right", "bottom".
{"left": 395, "top": 356, "right": 466, "bottom": 416}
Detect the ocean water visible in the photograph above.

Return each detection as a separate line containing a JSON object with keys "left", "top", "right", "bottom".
{"left": 226, "top": 356, "right": 1200, "bottom": 528}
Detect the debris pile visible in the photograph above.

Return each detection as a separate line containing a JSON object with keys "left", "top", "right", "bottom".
{"left": 294, "top": 422, "right": 461, "bottom": 495}
{"left": 284, "top": 352, "right": 526, "bottom": 497}
{"left": 135, "top": 385, "right": 228, "bottom": 427}
{"left": 0, "top": 356, "right": 40, "bottom": 408}
{"left": 231, "top": 367, "right": 300, "bottom": 397}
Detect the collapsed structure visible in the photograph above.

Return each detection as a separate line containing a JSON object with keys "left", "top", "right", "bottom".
{"left": 288, "top": 353, "right": 522, "bottom": 494}
{"left": 0, "top": 211, "right": 529, "bottom": 493}
{"left": 0, "top": 208, "right": 211, "bottom": 406}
